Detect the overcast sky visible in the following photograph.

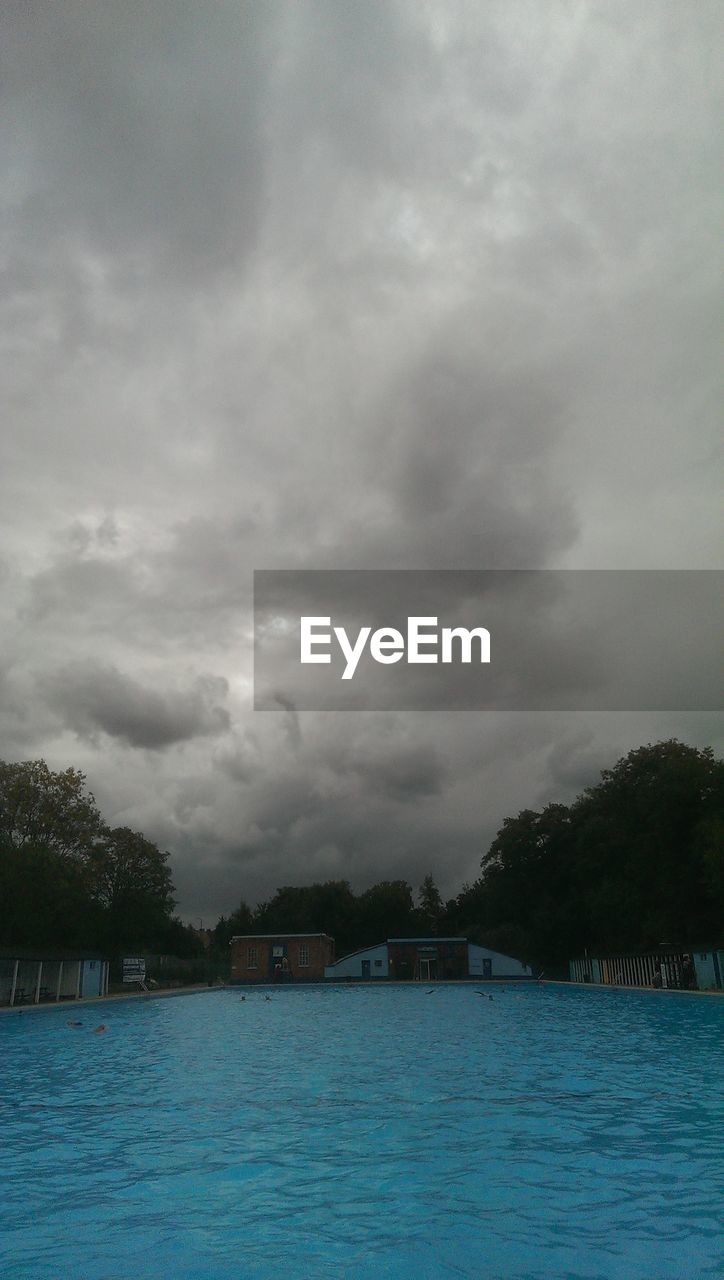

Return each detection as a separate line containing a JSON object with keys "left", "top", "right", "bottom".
{"left": 1, "top": 1, "right": 722, "bottom": 923}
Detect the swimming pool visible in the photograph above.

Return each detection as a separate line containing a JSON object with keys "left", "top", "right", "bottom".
{"left": 1, "top": 983, "right": 722, "bottom": 1279}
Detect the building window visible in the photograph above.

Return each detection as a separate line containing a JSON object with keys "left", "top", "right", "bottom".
{"left": 299, "top": 944, "right": 309, "bottom": 967}
{"left": 374, "top": 959, "right": 382, "bottom": 967}
{"left": 247, "top": 946, "right": 258, "bottom": 969}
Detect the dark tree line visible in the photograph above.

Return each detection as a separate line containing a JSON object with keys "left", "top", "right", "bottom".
{"left": 451, "top": 740, "right": 723, "bottom": 971}
{"left": 2, "top": 741, "right": 721, "bottom": 974}
{"left": 210, "top": 874, "right": 447, "bottom": 962}
{"left": 0, "top": 760, "right": 199, "bottom": 957}
{"left": 211, "top": 741, "right": 722, "bottom": 973}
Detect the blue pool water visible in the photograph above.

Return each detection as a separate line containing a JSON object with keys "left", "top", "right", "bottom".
{"left": 1, "top": 983, "right": 722, "bottom": 1280}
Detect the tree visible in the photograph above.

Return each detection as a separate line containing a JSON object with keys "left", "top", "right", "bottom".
{"left": 572, "top": 740, "right": 724, "bottom": 949}
{"left": 0, "top": 759, "right": 105, "bottom": 948}
{"left": 253, "top": 881, "right": 359, "bottom": 955}
{"left": 355, "top": 880, "right": 417, "bottom": 946}
{"left": 417, "top": 874, "right": 445, "bottom": 935}
{"left": 455, "top": 803, "right": 577, "bottom": 967}
{"left": 88, "top": 827, "right": 175, "bottom": 952}
{"left": 456, "top": 739, "right": 723, "bottom": 970}
{"left": 210, "top": 900, "right": 255, "bottom": 954}
{"left": 0, "top": 759, "right": 103, "bottom": 856}
{"left": 0, "top": 840, "right": 100, "bottom": 949}
{"left": 0, "top": 759, "right": 183, "bottom": 955}
{"left": 160, "top": 916, "right": 207, "bottom": 958}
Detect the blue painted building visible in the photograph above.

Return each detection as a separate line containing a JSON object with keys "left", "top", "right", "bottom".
{"left": 0, "top": 950, "right": 109, "bottom": 1006}
{"left": 691, "top": 949, "right": 724, "bottom": 991}
{"left": 325, "top": 938, "right": 531, "bottom": 981}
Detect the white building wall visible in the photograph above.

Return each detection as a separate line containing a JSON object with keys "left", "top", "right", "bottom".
{"left": 325, "top": 941, "right": 531, "bottom": 980}
{"left": 468, "top": 944, "right": 531, "bottom": 978}
{"left": 325, "top": 943, "right": 389, "bottom": 979}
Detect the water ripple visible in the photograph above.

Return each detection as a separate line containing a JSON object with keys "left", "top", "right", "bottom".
{"left": 1, "top": 984, "right": 722, "bottom": 1279}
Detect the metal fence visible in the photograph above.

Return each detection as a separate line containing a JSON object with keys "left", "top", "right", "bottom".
{"left": 569, "top": 951, "right": 689, "bottom": 989}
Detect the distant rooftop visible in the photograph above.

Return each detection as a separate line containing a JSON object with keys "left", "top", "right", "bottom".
{"left": 229, "top": 933, "right": 333, "bottom": 942}
{"left": 0, "top": 947, "right": 106, "bottom": 961}
{"left": 387, "top": 937, "right": 467, "bottom": 944}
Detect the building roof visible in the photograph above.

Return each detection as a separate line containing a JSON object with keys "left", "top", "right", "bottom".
{"left": 229, "top": 933, "right": 333, "bottom": 942}
{"left": 0, "top": 947, "right": 106, "bottom": 962}
{"left": 327, "top": 938, "right": 470, "bottom": 968}
{"left": 387, "top": 937, "right": 467, "bottom": 944}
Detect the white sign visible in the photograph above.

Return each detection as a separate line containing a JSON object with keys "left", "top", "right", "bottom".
{"left": 123, "top": 958, "right": 146, "bottom": 982}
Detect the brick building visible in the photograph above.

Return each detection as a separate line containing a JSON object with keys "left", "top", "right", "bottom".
{"left": 230, "top": 933, "right": 334, "bottom": 984}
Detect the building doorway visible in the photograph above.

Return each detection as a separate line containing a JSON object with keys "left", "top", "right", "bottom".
{"left": 419, "top": 956, "right": 438, "bottom": 981}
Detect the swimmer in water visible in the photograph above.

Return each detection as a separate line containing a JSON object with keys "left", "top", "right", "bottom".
{"left": 65, "top": 1019, "right": 83, "bottom": 1027}
{"left": 93, "top": 1024, "right": 107, "bottom": 1033}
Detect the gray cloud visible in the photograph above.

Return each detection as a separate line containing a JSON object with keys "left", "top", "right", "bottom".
{"left": 0, "top": 0, "right": 721, "bottom": 919}
{"left": 41, "top": 663, "right": 230, "bottom": 749}
{"left": 2, "top": 0, "right": 271, "bottom": 279}
{"left": 348, "top": 745, "right": 446, "bottom": 801}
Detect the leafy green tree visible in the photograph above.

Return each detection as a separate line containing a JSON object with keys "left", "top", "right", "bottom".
{"left": 698, "top": 814, "right": 724, "bottom": 912}
{"left": 0, "top": 759, "right": 105, "bottom": 948}
{"left": 210, "top": 900, "right": 255, "bottom": 954}
{"left": 253, "top": 881, "right": 359, "bottom": 956}
{"left": 417, "top": 874, "right": 445, "bottom": 935}
{"left": 355, "top": 879, "right": 417, "bottom": 947}
{"left": 253, "top": 885, "right": 318, "bottom": 934}
{"left": 88, "top": 826, "right": 175, "bottom": 951}
{"left": 159, "top": 916, "right": 207, "bottom": 959}
{"left": 0, "top": 759, "right": 198, "bottom": 958}
{"left": 450, "top": 803, "right": 575, "bottom": 967}
{"left": 455, "top": 739, "right": 723, "bottom": 970}
{"left": 0, "top": 841, "right": 100, "bottom": 948}
{"left": 572, "top": 740, "right": 724, "bottom": 949}
{"left": 0, "top": 759, "right": 104, "bottom": 856}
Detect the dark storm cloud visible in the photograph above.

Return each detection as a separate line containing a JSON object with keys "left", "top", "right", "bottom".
{"left": 345, "top": 744, "right": 446, "bottom": 801}
{"left": 287, "top": 327, "right": 580, "bottom": 571}
{"left": 41, "top": 663, "right": 230, "bottom": 749}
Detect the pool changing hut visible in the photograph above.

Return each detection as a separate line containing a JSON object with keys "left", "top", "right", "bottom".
{"left": 0, "top": 950, "right": 109, "bottom": 1007}
{"left": 325, "top": 938, "right": 532, "bottom": 982}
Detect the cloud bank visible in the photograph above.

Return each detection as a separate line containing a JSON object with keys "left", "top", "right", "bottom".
{"left": 1, "top": 0, "right": 721, "bottom": 918}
